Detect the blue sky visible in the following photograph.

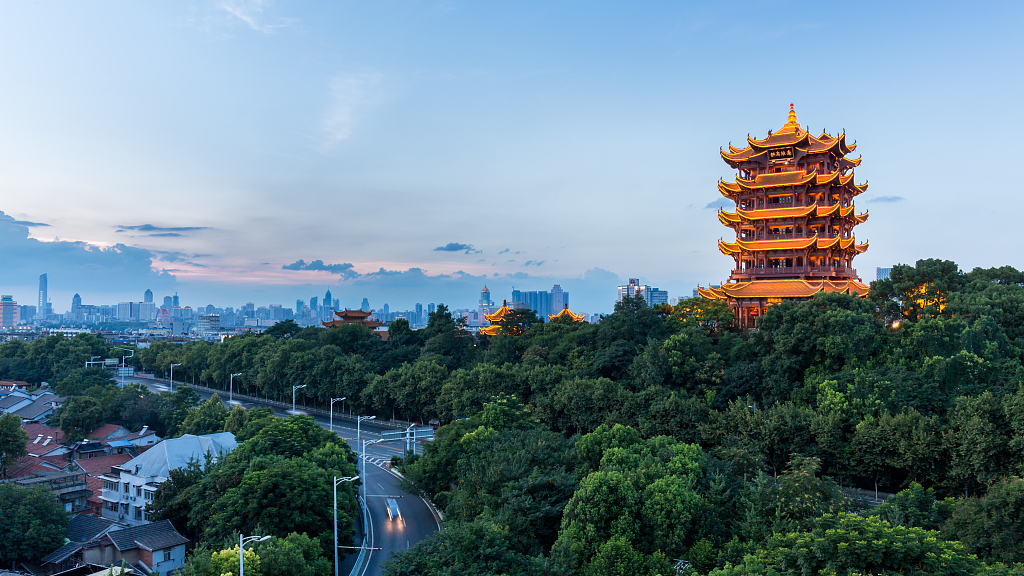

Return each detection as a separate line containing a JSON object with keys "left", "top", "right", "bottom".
{"left": 1, "top": 1, "right": 1021, "bottom": 315}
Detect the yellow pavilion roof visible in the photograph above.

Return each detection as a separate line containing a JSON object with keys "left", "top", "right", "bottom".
{"left": 549, "top": 304, "right": 585, "bottom": 322}
{"left": 484, "top": 301, "right": 512, "bottom": 322}
{"left": 479, "top": 325, "right": 501, "bottom": 336}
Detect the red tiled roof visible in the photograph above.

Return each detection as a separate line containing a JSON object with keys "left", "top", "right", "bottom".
{"left": 88, "top": 424, "right": 125, "bottom": 440}
{"left": 23, "top": 422, "right": 65, "bottom": 442}
{"left": 7, "top": 455, "right": 64, "bottom": 479}
{"left": 25, "top": 436, "right": 65, "bottom": 456}
{"left": 75, "top": 454, "right": 132, "bottom": 476}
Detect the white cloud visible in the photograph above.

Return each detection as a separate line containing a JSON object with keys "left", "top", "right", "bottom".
{"left": 218, "top": 0, "right": 293, "bottom": 33}
{"left": 322, "top": 72, "right": 384, "bottom": 143}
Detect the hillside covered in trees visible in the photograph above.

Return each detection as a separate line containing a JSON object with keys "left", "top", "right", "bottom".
{"left": 3, "top": 258, "right": 1024, "bottom": 575}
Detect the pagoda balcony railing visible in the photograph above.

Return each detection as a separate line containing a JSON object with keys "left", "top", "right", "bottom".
{"left": 744, "top": 233, "right": 851, "bottom": 241}
{"left": 731, "top": 266, "right": 858, "bottom": 279}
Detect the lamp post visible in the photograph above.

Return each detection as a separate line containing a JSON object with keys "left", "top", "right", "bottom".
{"left": 334, "top": 475, "right": 359, "bottom": 576}
{"left": 169, "top": 363, "right": 181, "bottom": 392}
{"left": 239, "top": 534, "right": 271, "bottom": 575}
{"left": 356, "top": 415, "right": 377, "bottom": 516}
{"left": 292, "top": 384, "right": 307, "bottom": 413}
{"left": 85, "top": 355, "right": 100, "bottom": 368}
{"left": 230, "top": 372, "right": 242, "bottom": 403}
{"left": 112, "top": 347, "right": 134, "bottom": 388}
{"left": 330, "top": 397, "right": 347, "bottom": 435}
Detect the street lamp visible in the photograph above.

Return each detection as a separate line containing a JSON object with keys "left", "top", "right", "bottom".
{"left": 330, "top": 397, "right": 347, "bottom": 435}
{"left": 230, "top": 372, "right": 243, "bottom": 403}
{"left": 112, "top": 347, "right": 134, "bottom": 388}
{"left": 85, "top": 355, "right": 100, "bottom": 368}
{"left": 334, "top": 475, "right": 359, "bottom": 576}
{"left": 292, "top": 384, "right": 307, "bottom": 413}
{"left": 239, "top": 534, "right": 271, "bottom": 575}
{"left": 169, "top": 363, "right": 181, "bottom": 393}
{"left": 356, "top": 415, "right": 377, "bottom": 515}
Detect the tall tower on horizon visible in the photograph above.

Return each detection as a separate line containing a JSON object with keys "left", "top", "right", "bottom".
{"left": 324, "top": 288, "right": 332, "bottom": 312}
{"left": 144, "top": 289, "right": 153, "bottom": 303}
{"left": 37, "top": 273, "right": 47, "bottom": 319}
{"left": 699, "top": 105, "right": 870, "bottom": 327}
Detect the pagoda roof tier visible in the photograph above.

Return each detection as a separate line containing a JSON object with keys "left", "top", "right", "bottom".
{"left": 697, "top": 278, "right": 870, "bottom": 300}
{"left": 333, "top": 309, "right": 373, "bottom": 320}
{"left": 718, "top": 173, "right": 867, "bottom": 198}
{"left": 718, "top": 204, "right": 864, "bottom": 225}
{"left": 322, "top": 319, "right": 383, "bottom": 329}
{"left": 718, "top": 235, "right": 867, "bottom": 255}
{"left": 484, "top": 301, "right": 512, "bottom": 322}
{"left": 721, "top": 106, "right": 856, "bottom": 165}
{"left": 479, "top": 325, "right": 501, "bottom": 336}
{"left": 549, "top": 304, "right": 586, "bottom": 322}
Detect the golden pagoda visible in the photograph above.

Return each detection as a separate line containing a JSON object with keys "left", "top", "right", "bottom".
{"left": 698, "top": 105, "right": 870, "bottom": 327}
{"left": 323, "top": 308, "right": 383, "bottom": 329}
{"left": 549, "top": 303, "right": 585, "bottom": 322}
{"left": 480, "top": 300, "right": 513, "bottom": 336}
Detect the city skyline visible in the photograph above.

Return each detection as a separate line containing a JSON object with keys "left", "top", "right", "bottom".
{"left": 1, "top": 2, "right": 1021, "bottom": 314}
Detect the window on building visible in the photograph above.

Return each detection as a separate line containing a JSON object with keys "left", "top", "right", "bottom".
{"left": 123, "top": 483, "right": 129, "bottom": 493}
{"left": 136, "top": 486, "right": 142, "bottom": 497}
{"left": 145, "top": 490, "right": 154, "bottom": 501}
{"left": 163, "top": 550, "right": 172, "bottom": 562}
{"left": 134, "top": 507, "right": 142, "bottom": 520}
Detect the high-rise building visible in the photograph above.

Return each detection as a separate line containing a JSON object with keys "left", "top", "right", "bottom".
{"left": 162, "top": 296, "right": 173, "bottom": 309}
{"left": 549, "top": 285, "right": 568, "bottom": 315}
{"left": 415, "top": 303, "right": 423, "bottom": 324}
{"left": 310, "top": 296, "right": 318, "bottom": 311}
{"left": 37, "top": 273, "right": 48, "bottom": 320}
{"left": 71, "top": 293, "right": 82, "bottom": 319}
{"left": 324, "top": 289, "right": 333, "bottom": 310}
{"left": 296, "top": 299, "right": 304, "bottom": 313}
{"left": 428, "top": 303, "right": 435, "bottom": 315}
{"left": 144, "top": 289, "right": 153, "bottom": 303}
{"left": 172, "top": 294, "right": 180, "bottom": 308}
{"left": 479, "top": 287, "right": 492, "bottom": 308}
{"left": 19, "top": 305, "right": 36, "bottom": 321}
{"left": 333, "top": 298, "right": 340, "bottom": 310}
{"left": 876, "top": 267, "right": 891, "bottom": 281}
{"left": 697, "top": 105, "right": 869, "bottom": 327}
{"left": 383, "top": 303, "right": 390, "bottom": 316}
{"left": 617, "top": 279, "right": 666, "bottom": 307}
{"left": 361, "top": 298, "right": 370, "bottom": 312}
{"left": 0, "top": 295, "right": 18, "bottom": 328}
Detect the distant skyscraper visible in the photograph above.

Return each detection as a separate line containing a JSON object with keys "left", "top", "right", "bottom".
{"left": 416, "top": 303, "right": 423, "bottom": 323}
{"left": 383, "top": 303, "right": 390, "bottom": 316}
{"left": 162, "top": 296, "right": 173, "bottom": 309}
{"left": 310, "top": 296, "right": 318, "bottom": 311}
{"left": 37, "top": 273, "right": 47, "bottom": 319}
{"left": 72, "top": 293, "right": 82, "bottom": 319}
{"left": 333, "top": 298, "right": 340, "bottom": 310}
{"left": 361, "top": 298, "right": 369, "bottom": 312}
{"left": 428, "top": 303, "right": 435, "bottom": 315}
{"left": 325, "top": 289, "right": 332, "bottom": 310}
{"left": 617, "top": 278, "right": 666, "bottom": 307}
{"left": 296, "top": 299, "right": 304, "bottom": 313}
{"left": 0, "top": 295, "right": 18, "bottom": 328}
{"left": 876, "top": 267, "right": 891, "bottom": 281}
{"left": 549, "top": 285, "right": 568, "bottom": 315}
{"left": 144, "top": 289, "right": 153, "bottom": 303}
{"left": 172, "top": 294, "right": 180, "bottom": 307}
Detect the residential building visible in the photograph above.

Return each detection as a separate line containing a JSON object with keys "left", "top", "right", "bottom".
{"left": 877, "top": 267, "right": 891, "bottom": 281}
{"left": 99, "top": 433, "right": 237, "bottom": 525}
{"left": 81, "top": 520, "right": 189, "bottom": 576}
{"left": 0, "top": 295, "right": 17, "bottom": 328}
{"left": 40, "top": 514, "right": 119, "bottom": 573}
{"left": 3, "top": 470, "right": 92, "bottom": 513}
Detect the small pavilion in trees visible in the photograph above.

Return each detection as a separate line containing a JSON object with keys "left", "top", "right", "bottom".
{"left": 323, "top": 309, "right": 383, "bottom": 329}
{"left": 549, "top": 304, "right": 585, "bottom": 322}
{"left": 698, "top": 105, "right": 871, "bottom": 327}
{"left": 479, "top": 300, "right": 512, "bottom": 336}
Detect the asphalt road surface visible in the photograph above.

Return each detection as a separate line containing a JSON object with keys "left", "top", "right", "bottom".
{"left": 131, "top": 375, "right": 442, "bottom": 575}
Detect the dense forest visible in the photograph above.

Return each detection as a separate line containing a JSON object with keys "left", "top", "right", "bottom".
{"left": 3, "top": 258, "right": 1024, "bottom": 575}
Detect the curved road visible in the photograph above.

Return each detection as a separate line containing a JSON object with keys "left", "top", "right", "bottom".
{"left": 131, "top": 375, "right": 441, "bottom": 575}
